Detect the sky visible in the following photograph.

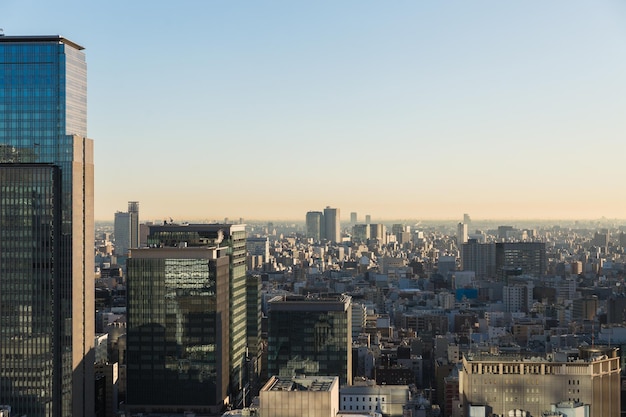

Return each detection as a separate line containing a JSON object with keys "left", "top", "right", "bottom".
{"left": 3, "top": 1, "right": 626, "bottom": 221}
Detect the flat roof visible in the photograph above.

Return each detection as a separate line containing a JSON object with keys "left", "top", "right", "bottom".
{"left": 264, "top": 376, "right": 338, "bottom": 392}
{"left": 0, "top": 35, "right": 84, "bottom": 50}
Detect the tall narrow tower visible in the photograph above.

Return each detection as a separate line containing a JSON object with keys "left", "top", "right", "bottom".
{"left": 323, "top": 206, "right": 340, "bottom": 243}
{"left": 0, "top": 36, "right": 94, "bottom": 417}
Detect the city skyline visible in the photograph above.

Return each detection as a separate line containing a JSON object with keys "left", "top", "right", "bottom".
{"left": 3, "top": 1, "right": 626, "bottom": 221}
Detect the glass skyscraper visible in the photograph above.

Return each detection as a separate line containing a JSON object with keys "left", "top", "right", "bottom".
{"left": 0, "top": 35, "right": 94, "bottom": 417}
{"left": 268, "top": 294, "right": 352, "bottom": 385}
{"left": 142, "top": 223, "right": 248, "bottom": 404}
{"left": 126, "top": 246, "right": 230, "bottom": 414}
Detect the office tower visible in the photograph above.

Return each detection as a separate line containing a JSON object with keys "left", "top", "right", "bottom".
{"left": 391, "top": 224, "right": 405, "bottom": 236}
{"left": 128, "top": 201, "right": 139, "bottom": 248}
{"left": 497, "top": 225, "right": 515, "bottom": 240}
{"left": 114, "top": 201, "right": 139, "bottom": 255}
{"left": 267, "top": 294, "right": 352, "bottom": 385}
{"left": 323, "top": 206, "right": 340, "bottom": 242}
{"left": 0, "top": 36, "right": 94, "bottom": 417}
{"left": 365, "top": 214, "right": 371, "bottom": 224}
{"left": 461, "top": 240, "right": 496, "bottom": 279}
{"left": 457, "top": 222, "right": 468, "bottom": 245}
{"left": 126, "top": 246, "right": 230, "bottom": 414}
{"left": 460, "top": 347, "right": 620, "bottom": 417}
{"left": 114, "top": 211, "right": 131, "bottom": 254}
{"left": 352, "top": 224, "right": 370, "bottom": 242}
{"left": 306, "top": 211, "right": 324, "bottom": 241}
{"left": 145, "top": 223, "right": 247, "bottom": 402}
{"left": 350, "top": 212, "right": 357, "bottom": 223}
{"left": 463, "top": 213, "right": 471, "bottom": 224}
{"left": 495, "top": 242, "right": 546, "bottom": 281}
{"left": 369, "top": 223, "right": 384, "bottom": 242}
{"left": 246, "top": 236, "right": 270, "bottom": 263}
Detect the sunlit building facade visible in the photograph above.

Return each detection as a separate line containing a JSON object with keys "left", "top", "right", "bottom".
{"left": 0, "top": 35, "right": 94, "bottom": 417}
{"left": 459, "top": 346, "right": 620, "bottom": 417}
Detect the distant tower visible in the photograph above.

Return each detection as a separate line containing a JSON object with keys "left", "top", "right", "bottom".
{"left": 128, "top": 201, "right": 139, "bottom": 249}
{"left": 350, "top": 212, "right": 357, "bottom": 224}
{"left": 114, "top": 201, "right": 140, "bottom": 255}
{"left": 114, "top": 211, "right": 131, "bottom": 255}
{"left": 457, "top": 222, "right": 468, "bottom": 245}
{"left": 323, "top": 206, "right": 341, "bottom": 243}
{"left": 306, "top": 211, "right": 324, "bottom": 241}
{"left": 365, "top": 214, "right": 371, "bottom": 224}
{"left": 463, "top": 213, "right": 471, "bottom": 224}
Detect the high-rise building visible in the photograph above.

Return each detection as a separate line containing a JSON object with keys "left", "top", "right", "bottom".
{"left": 114, "top": 211, "right": 131, "bottom": 254}
{"left": 306, "top": 211, "right": 324, "bottom": 241}
{"left": 323, "top": 207, "right": 340, "bottom": 243}
{"left": 0, "top": 35, "right": 94, "bottom": 417}
{"left": 145, "top": 224, "right": 248, "bottom": 402}
{"left": 457, "top": 222, "right": 468, "bottom": 245}
{"left": 350, "top": 212, "right": 357, "bottom": 223}
{"left": 126, "top": 246, "right": 230, "bottom": 414}
{"left": 267, "top": 294, "right": 352, "bottom": 385}
{"left": 461, "top": 240, "right": 496, "bottom": 279}
{"left": 128, "top": 201, "right": 139, "bottom": 248}
{"left": 114, "top": 201, "right": 139, "bottom": 255}
{"left": 495, "top": 242, "right": 546, "bottom": 281}
{"left": 365, "top": 214, "right": 371, "bottom": 224}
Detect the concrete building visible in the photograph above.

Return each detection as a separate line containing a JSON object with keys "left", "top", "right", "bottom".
{"left": 306, "top": 211, "right": 324, "bottom": 242}
{"left": 259, "top": 376, "right": 339, "bottom": 417}
{"left": 324, "top": 206, "right": 341, "bottom": 243}
{"left": 457, "top": 222, "right": 468, "bottom": 246}
{"left": 114, "top": 201, "right": 139, "bottom": 255}
{"left": 268, "top": 294, "right": 352, "bottom": 385}
{"left": 247, "top": 236, "right": 270, "bottom": 263}
{"left": 495, "top": 242, "right": 546, "bottom": 281}
{"left": 0, "top": 35, "right": 94, "bottom": 417}
{"left": 340, "top": 384, "right": 410, "bottom": 417}
{"left": 461, "top": 240, "right": 496, "bottom": 279}
{"left": 459, "top": 346, "right": 620, "bottom": 417}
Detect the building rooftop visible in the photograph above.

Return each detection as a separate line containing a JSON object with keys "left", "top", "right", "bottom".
{"left": 0, "top": 35, "right": 84, "bottom": 50}
{"left": 264, "top": 376, "right": 338, "bottom": 392}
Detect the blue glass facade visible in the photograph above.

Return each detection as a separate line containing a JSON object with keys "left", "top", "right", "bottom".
{"left": 0, "top": 36, "right": 94, "bottom": 417}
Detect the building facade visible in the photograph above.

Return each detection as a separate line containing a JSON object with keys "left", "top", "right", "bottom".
{"left": 0, "top": 35, "right": 94, "bottom": 417}
{"left": 306, "top": 211, "right": 324, "bottom": 242}
{"left": 114, "top": 201, "right": 139, "bottom": 256}
{"left": 461, "top": 240, "right": 496, "bottom": 279}
{"left": 145, "top": 223, "right": 248, "bottom": 402}
{"left": 259, "top": 376, "right": 339, "bottom": 417}
{"left": 459, "top": 347, "right": 620, "bottom": 417}
{"left": 495, "top": 241, "right": 546, "bottom": 281}
{"left": 268, "top": 294, "right": 352, "bottom": 385}
{"left": 323, "top": 206, "right": 341, "bottom": 243}
{"left": 126, "top": 246, "right": 230, "bottom": 413}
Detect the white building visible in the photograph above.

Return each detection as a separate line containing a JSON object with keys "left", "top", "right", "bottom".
{"left": 341, "top": 384, "right": 410, "bottom": 417}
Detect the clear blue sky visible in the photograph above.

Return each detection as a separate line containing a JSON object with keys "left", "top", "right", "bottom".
{"left": 4, "top": 1, "right": 626, "bottom": 221}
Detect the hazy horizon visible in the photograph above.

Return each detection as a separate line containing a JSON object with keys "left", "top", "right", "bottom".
{"left": 4, "top": 1, "right": 626, "bottom": 221}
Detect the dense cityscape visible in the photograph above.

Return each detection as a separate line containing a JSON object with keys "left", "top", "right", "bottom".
{"left": 1, "top": 4, "right": 626, "bottom": 416}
